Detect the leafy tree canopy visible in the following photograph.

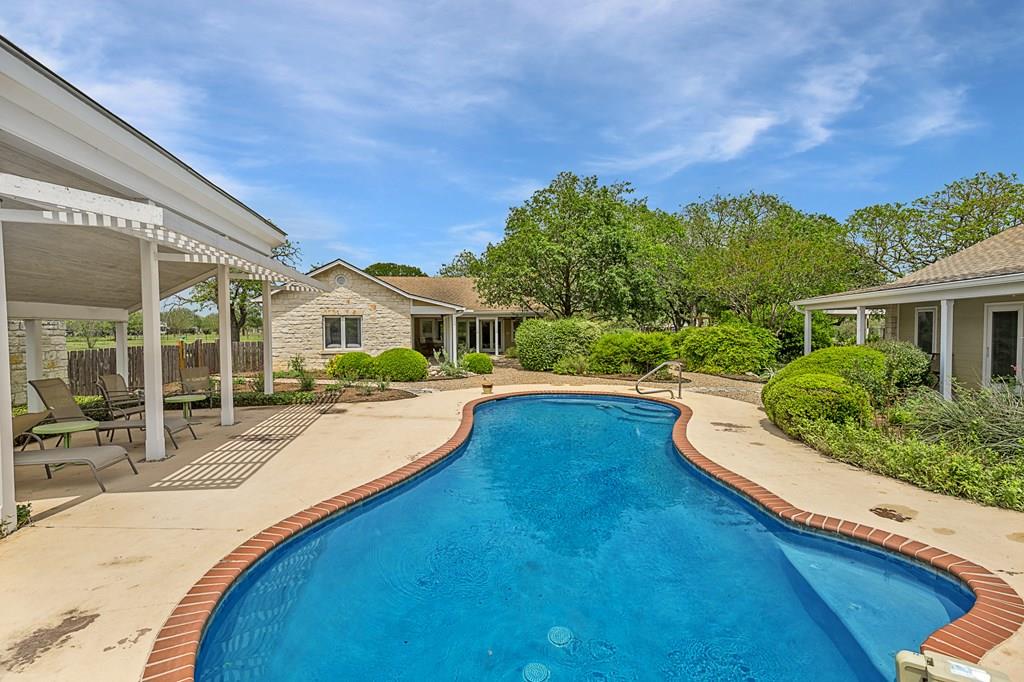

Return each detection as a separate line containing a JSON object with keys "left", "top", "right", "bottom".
{"left": 476, "top": 172, "right": 643, "bottom": 318}
{"left": 847, "top": 171, "right": 1024, "bottom": 279}
{"left": 437, "top": 250, "right": 484, "bottom": 277}
{"left": 364, "top": 262, "right": 427, "bottom": 277}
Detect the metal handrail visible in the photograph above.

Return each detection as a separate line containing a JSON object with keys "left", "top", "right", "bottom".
{"left": 635, "top": 360, "right": 685, "bottom": 398}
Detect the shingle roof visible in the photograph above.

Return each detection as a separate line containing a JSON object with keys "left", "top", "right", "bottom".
{"left": 381, "top": 276, "right": 530, "bottom": 313}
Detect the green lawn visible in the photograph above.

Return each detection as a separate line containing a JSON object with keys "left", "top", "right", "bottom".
{"left": 66, "top": 333, "right": 263, "bottom": 351}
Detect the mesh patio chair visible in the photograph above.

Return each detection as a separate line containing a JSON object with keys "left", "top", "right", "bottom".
{"left": 179, "top": 366, "right": 213, "bottom": 396}
{"left": 29, "top": 378, "right": 196, "bottom": 449}
{"left": 97, "top": 374, "right": 146, "bottom": 421}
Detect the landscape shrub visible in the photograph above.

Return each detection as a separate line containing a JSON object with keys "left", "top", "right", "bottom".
{"left": 461, "top": 353, "right": 493, "bottom": 374}
{"left": 208, "top": 390, "right": 326, "bottom": 408}
{"left": 768, "top": 346, "right": 887, "bottom": 404}
{"left": 868, "top": 340, "right": 932, "bottom": 391}
{"left": 588, "top": 331, "right": 676, "bottom": 374}
{"left": 552, "top": 354, "right": 589, "bottom": 376}
{"left": 904, "top": 383, "right": 1024, "bottom": 460}
{"left": 678, "top": 324, "right": 779, "bottom": 374}
{"left": 514, "top": 318, "right": 602, "bottom": 371}
{"left": 373, "top": 348, "right": 429, "bottom": 381}
{"left": 325, "top": 352, "right": 377, "bottom": 380}
{"left": 801, "top": 420, "right": 1024, "bottom": 512}
{"left": 761, "top": 373, "right": 872, "bottom": 437}
{"left": 776, "top": 311, "right": 835, "bottom": 363}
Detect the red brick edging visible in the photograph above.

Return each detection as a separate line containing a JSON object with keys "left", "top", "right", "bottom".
{"left": 141, "top": 391, "right": 1023, "bottom": 681}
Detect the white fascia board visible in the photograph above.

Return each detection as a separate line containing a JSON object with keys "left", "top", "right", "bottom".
{"left": 8, "top": 301, "right": 128, "bottom": 321}
{"left": 794, "top": 273, "right": 1024, "bottom": 310}
{"left": 0, "top": 50, "right": 283, "bottom": 251}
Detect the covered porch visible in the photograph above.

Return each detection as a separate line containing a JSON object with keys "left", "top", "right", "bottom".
{"left": 0, "top": 38, "right": 325, "bottom": 531}
{"left": 411, "top": 313, "right": 521, "bottom": 360}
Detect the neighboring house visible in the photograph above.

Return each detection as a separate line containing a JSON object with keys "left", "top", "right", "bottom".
{"left": 271, "top": 259, "right": 534, "bottom": 370}
{"left": 794, "top": 225, "right": 1024, "bottom": 398}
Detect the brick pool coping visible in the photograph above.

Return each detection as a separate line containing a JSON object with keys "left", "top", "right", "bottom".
{"left": 141, "top": 391, "right": 1024, "bottom": 681}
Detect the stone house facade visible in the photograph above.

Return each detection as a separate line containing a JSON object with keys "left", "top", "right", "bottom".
{"left": 271, "top": 260, "right": 533, "bottom": 371}
{"left": 9, "top": 319, "right": 67, "bottom": 405}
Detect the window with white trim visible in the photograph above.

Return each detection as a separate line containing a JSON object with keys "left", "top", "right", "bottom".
{"left": 915, "top": 307, "right": 936, "bottom": 354}
{"left": 324, "top": 316, "right": 362, "bottom": 349}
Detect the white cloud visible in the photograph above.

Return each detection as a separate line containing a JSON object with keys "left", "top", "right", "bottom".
{"left": 891, "top": 86, "right": 975, "bottom": 145}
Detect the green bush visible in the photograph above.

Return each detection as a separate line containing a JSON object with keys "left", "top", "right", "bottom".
{"left": 208, "top": 390, "right": 326, "bottom": 408}
{"left": 777, "top": 311, "right": 835, "bottom": 362}
{"left": 679, "top": 324, "right": 779, "bottom": 374}
{"left": 869, "top": 340, "right": 932, "bottom": 391}
{"left": 801, "top": 420, "right": 1024, "bottom": 511}
{"left": 588, "top": 331, "right": 676, "bottom": 374}
{"left": 515, "top": 318, "right": 603, "bottom": 371}
{"left": 769, "top": 346, "right": 887, "bottom": 404}
{"left": 461, "top": 352, "right": 493, "bottom": 374}
{"left": 373, "top": 348, "right": 429, "bottom": 381}
{"left": 325, "top": 352, "right": 377, "bottom": 380}
{"left": 762, "top": 373, "right": 872, "bottom": 437}
{"left": 552, "top": 354, "right": 589, "bottom": 375}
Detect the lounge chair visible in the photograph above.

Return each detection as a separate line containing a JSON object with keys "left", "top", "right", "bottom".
{"left": 29, "top": 378, "right": 197, "bottom": 449}
{"left": 15, "top": 445, "right": 137, "bottom": 492}
{"left": 179, "top": 366, "right": 213, "bottom": 397}
{"left": 97, "top": 373, "right": 146, "bottom": 421}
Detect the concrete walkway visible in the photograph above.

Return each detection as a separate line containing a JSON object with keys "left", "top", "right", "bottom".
{"left": 0, "top": 385, "right": 1020, "bottom": 680}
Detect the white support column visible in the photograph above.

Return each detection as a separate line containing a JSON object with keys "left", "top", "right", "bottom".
{"left": 491, "top": 319, "right": 498, "bottom": 357}
{"left": 803, "top": 310, "right": 813, "bottom": 356}
{"left": 855, "top": 306, "right": 866, "bottom": 345}
{"left": 450, "top": 315, "right": 460, "bottom": 365}
{"left": 140, "top": 240, "right": 166, "bottom": 461}
{"left": 262, "top": 280, "right": 273, "bottom": 395}
{"left": 475, "top": 318, "right": 481, "bottom": 353}
{"left": 0, "top": 222, "right": 17, "bottom": 532}
{"left": 940, "top": 298, "right": 954, "bottom": 400}
{"left": 24, "top": 319, "right": 43, "bottom": 412}
{"left": 218, "top": 265, "right": 235, "bottom": 425}
{"left": 114, "top": 321, "right": 129, "bottom": 380}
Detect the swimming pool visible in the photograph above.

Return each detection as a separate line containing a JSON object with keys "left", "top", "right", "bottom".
{"left": 195, "top": 394, "right": 974, "bottom": 681}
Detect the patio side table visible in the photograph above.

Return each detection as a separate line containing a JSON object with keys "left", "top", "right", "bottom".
{"left": 32, "top": 419, "right": 99, "bottom": 448}
{"left": 165, "top": 393, "right": 207, "bottom": 424}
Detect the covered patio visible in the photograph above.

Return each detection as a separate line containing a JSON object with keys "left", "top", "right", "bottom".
{"left": 0, "top": 37, "right": 325, "bottom": 531}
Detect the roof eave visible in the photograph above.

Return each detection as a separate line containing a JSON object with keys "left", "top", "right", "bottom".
{"left": 793, "top": 271, "right": 1024, "bottom": 310}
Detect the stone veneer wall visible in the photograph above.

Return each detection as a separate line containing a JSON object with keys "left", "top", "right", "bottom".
{"left": 271, "top": 263, "right": 412, "bottom": 371}
{"left": 9, "top": 319, "right": 68, "bottom": 405}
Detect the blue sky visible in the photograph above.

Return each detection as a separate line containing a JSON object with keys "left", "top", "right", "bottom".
{"left": 2, "top": 1, "right": 1022, "bottom": 273}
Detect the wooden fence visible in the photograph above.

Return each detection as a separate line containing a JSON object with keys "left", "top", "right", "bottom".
{"left": 68, "top": 340, "right": 264, "bottom": 395}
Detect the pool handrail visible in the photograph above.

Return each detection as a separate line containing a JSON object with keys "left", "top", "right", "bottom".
{"left": 635, "top": 360, "right": 685, "bottom": 398}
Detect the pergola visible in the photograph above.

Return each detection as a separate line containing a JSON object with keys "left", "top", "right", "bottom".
{"left": 0, "top": 38, "right": 327, "bottom": 530}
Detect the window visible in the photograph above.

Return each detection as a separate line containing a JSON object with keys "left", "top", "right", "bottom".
{"left": 324, "top": 316, "right": 362, "bottom": 349}
{"left": 915, "top": 307, "right": 936, "bottom": 354}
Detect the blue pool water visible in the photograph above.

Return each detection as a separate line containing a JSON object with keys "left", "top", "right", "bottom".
{"left": 197, "top": 395, "right": 973, "bottom": 681}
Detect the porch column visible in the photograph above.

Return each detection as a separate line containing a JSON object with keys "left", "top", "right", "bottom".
{"left": 140, "top": 240, "right": 166, "bottom": 461}
{"left": 262, "top": 280, "right": 273, "bottom": 395}
{"left": 218, "top": 265, "right": 235, "bottom": 425}
{"left": 855, "top": 306, "right": 866, "bottom": 345}
{"left": 114, "top": 320, "right": 129, "bottom": 380}
{"left": 939, "top": 298, "right": 954, "bottom": 400}
{"left": 24, "top": 319, "right": 43, "bottom": 412}
{"left": 475, "top": 318, "right": 481, "bottom": 353}
{"left": 0, "top": 221, "right": 17, "bottom": 532}
{"left": 491, "top": 319, "right": 498, "bottom": 357}
{"left": 449, "top": 315, "right": 460, "bottom": 364}
{"left": 803, "top": 310, "right": 812, "bottom": 356}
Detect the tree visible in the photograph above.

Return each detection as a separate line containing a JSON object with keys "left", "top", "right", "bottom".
{"left": 476, "top": 172, "right": 642, "bottom": 318}
{"left": 162, "top": 306, "right": 199, "bottom": 334}
{"left": 66, "top": 320, "right": 113, "bottom": 348}
{"left": 847, "top": 171, "right": 1024, "bottom": 279}
{"left": 437, "top": 250, "right": 484, "bottom": 277}
{"left": 364, "top": 262, "right": 427, "bottom": 277}
{"left": 180, "top": 240, "right": 300, "bottom": 341}
{"left": 687, "top": 195, "right": 879, "bottom": 333}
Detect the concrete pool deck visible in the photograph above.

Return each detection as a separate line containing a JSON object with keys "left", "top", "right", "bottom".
{"left": 0, "top": 385, "right": 1021, "bottom": 680}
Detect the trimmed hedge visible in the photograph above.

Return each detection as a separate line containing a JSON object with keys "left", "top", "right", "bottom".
{"left": 588, "top": 331, "right": 675, "bottom": 374}
{"left": 515, "top": 318, "right": 602, "bottom": 371}
{"left": 325, "top": 352, "right": 377, "bottom": 380}
{"left": 678, "top": 324, "right": 779, "bottom": 374}
{"left": 374, "top": 348, "right": 429, "bottom": 381}
{"left": 209, "top": 390, "right": 326, "bottom": 408}
{"left": 762, "top": 372, "right": 872, "bottom": 437}
{"left": 461, "top": 353, "right": 493, "bottom": 374}
{"left": 768, "top": 346, "right": 887, "bottom": 404}
{"left": 869, "top": 340, "right": 932, "bottom": 391}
